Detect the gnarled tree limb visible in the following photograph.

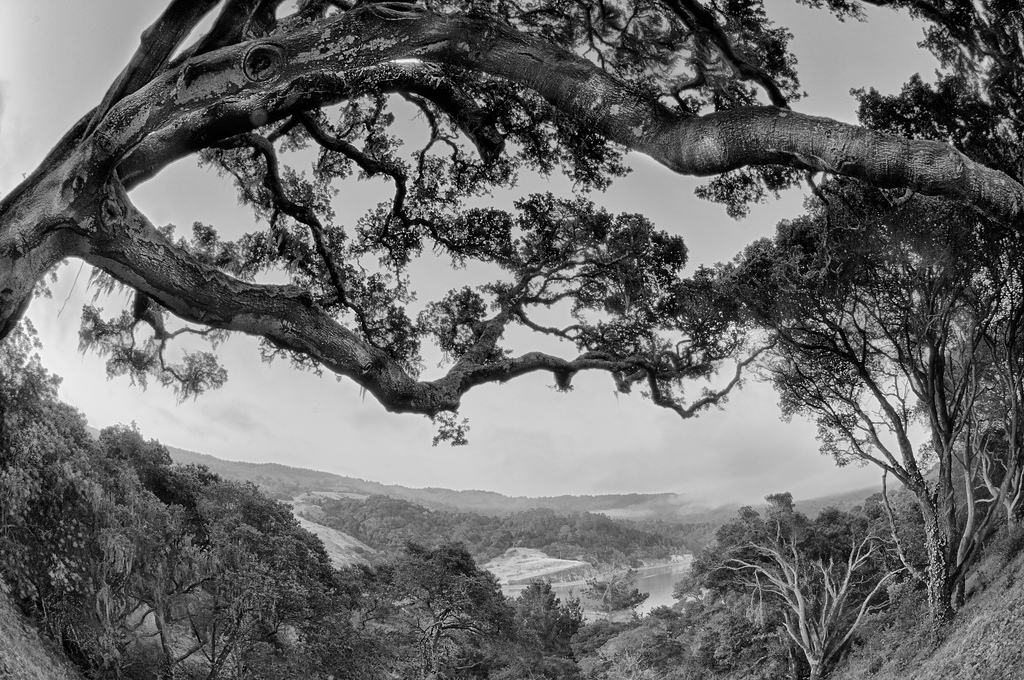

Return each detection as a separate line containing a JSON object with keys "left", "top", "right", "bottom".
{"left": 3, "top": 1, "right": 1024, "bottom": 417}
{"left": 86, "top": 7, "right": 1023, "bottom": 222}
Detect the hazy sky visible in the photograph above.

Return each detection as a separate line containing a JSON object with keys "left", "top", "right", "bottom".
{"left": 0, "top": 1, "right": 939, "bottom": 504}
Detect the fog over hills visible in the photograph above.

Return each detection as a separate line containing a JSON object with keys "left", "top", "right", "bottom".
{"left": 166, "top": 444, "right": 880, "bottom": 521}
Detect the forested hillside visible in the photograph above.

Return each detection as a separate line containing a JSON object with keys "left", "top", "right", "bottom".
{"left": 0, "top": 323, "right": 588, "bottom": 677}
{"left": 300, "top": 493, "right": 688, "bottom": 564}
{"left": 4, "top": 319, "right": 1024, "bottom": 680}
{"left": 170, "top": 446, "right": 877, "bottom": 523}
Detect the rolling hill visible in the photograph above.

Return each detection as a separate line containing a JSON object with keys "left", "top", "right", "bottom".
{"left": 166, "top": 444, "right": 880, "bottom": 522}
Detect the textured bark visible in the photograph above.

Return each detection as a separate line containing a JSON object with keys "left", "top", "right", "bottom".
{"left": 922, "top": 509, "right": 956, "bottom": 626}
{"left": 2, "top": 3, "right": 1023, "bottom": 416}
{"left": 77, "top": 7, "right": 1024, "bottom": 220}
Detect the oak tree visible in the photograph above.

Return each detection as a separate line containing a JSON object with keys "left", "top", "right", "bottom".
{"left": 730, "top": 184, "right": 1024, "bottom": 623}
{"left": 386, "top": 541, "right": 513, "bottom": 679}
{"left": 2, "top": 0, "right": 1022, "bottom": 430}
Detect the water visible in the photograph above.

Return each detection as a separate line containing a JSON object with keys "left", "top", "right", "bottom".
{"left": 632, "top": 558, "right": 693, "bottom": 613}
{"left": 502, "top": 555, "right": 693, "bottom": 616}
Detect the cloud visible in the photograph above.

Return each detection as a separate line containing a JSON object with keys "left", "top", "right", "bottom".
{"left": 209, "top": 401, "right": 275, "bottom": 437}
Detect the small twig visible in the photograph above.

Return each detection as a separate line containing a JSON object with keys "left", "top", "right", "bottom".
{"left": 57, "top": 261, "right": 85, "bottom": 316}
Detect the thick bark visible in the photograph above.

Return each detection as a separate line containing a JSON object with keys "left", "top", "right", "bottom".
{"left": 75, "top": 6, "right": 1024, "bottom": 220}
{"left": 3, "top": 3, "right": 1024, "bottom": 416}
{"left": 921, "top": 509, "right": 956, "bottom": 626}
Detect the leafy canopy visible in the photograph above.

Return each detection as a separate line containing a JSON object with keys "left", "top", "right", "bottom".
{"left": 2, "top": 0, "right": 1023, "bottom": 438}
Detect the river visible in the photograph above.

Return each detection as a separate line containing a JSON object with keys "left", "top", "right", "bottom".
{"left": 501, "top": 555, "right": 693, "bottom": 616}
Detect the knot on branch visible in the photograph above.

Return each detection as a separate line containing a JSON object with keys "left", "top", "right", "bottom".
{"left": 100, "top": 189, "right": 127, "bottom": 226}
{"left": 243, "top": 43, "right": 287, "bottom": 82}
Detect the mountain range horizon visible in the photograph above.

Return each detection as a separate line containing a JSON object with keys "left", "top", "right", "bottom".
{"left": 161, "top": 439, "right": 881, "bottom": 523}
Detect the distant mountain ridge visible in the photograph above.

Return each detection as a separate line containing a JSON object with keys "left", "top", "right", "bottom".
{"left": 165, "top": 445, "right": 880, "bottom": 521}
{"left": 166, "top": 445, "right": 698, "bottom": 516}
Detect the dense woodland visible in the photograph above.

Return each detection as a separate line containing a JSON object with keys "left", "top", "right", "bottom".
{"left": 305, "top": 493, "right": 688, "bottom": 563}
{"left": 4, "top": 321, "right": 1024, "bottom": 680}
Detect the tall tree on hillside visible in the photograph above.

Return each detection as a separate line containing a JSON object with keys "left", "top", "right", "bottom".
{"left": 0, "top": 321, "right": 116, "bottom": 668}
{"left": 172, "top": 480, "right": 337, "bottom": 679}
{"left": 2, "top": 0, "right": 1023, "bottom": 430}
{"left": 387, "top": 542, "right": 513, "bottom": 679}
{"left": 510, "top": 581, "right": 584, "bottom": 677}
{"left": 729, "top": 184, "right": 1024, "bottom": 623}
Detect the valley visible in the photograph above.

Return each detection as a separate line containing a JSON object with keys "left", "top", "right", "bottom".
{"left": 167, "top": 447, "right": 881, "bottom": 624}
{"left": 5, "top": 417, "right": 1021, "bottom": 680}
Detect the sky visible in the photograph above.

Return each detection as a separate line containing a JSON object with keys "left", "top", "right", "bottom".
{"left": 0, "top": 1, "right": 940, "bottom": 504}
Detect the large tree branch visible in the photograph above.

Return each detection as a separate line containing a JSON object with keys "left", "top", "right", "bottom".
{"left": 77, "top": 180, "right": 737, "bottom": 416}
{"left": 6, "top": 2, "right": 1024, "bottom": 400}
{"left": 88, "top": 5, "right": 1023, "bottom": 223}
{"left": 191, "top": 0, "right": 288, "bottom": 57}
{"left": 87, "top": 0, "right": 223, "bottom": 134}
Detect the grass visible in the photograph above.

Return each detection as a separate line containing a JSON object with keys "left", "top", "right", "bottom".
{"left": 0, "top": 587, "right": 84, "bottom": 680}
{"left": 831, "top": 525, "right": 1024, "bottom": 680}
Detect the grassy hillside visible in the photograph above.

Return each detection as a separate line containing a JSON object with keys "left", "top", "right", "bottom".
{"left": 0, "top": 589, "right": 85, "bottom": 680}
{"left": 831, "top": 527, "right": 1024, "bottom": 680}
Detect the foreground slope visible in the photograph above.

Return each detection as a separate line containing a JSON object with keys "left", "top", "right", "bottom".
{"left": 0, "top": 590, "right": 84, "bottom": 680}
{"left": 832, "top": 531, "right": 1024, "bottom": 680}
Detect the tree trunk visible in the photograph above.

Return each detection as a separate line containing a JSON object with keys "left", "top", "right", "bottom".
{"left": 154, "top": 608, "right": 177, "bottom": 680}
{"left": 922, "top": 520, "right": 955, "bottom": 628}
{"left": 158, "top": 657, "right": 176, "bottom": 680}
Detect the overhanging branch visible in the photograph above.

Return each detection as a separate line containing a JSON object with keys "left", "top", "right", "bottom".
{"left": 97, "top": 5, "right": 1024, "bottom": 224}
{"left": 81, "top": 181, "right": 748, "bottom": 416}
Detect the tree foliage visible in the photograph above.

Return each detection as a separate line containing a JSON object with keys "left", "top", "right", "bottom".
{"left": 7, "top": 0, "right": 1024, "bottom": 671}
{"left": 3, "top": 0, "right": 1023, "bottom": 433}
{"left": 728, "top": 181, "right": 1024, "bottom": 622}
{"left": 583, "top": 569, "right": 650, "bottom": 616}
{"left": 0, "top": 331, "right": 374, "bottom": 678}
{"left": 669, "top": 496, "right": 897, "bottom": 680}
